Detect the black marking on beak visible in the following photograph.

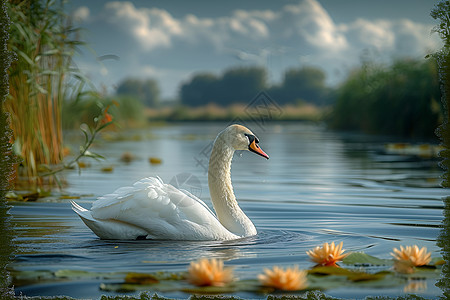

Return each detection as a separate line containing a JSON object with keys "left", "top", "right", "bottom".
{"left": 245, "top": 133, "right": 259, "bottom": 145}
{"left": 244, "top": 133, "right": 269, "bottom": 159}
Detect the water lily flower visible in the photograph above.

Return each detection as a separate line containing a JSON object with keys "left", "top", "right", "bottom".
{"left": 306, "top": 241, "right": 349, "bottom": 266}
{"left": 258, "top": 266, "right": 308, "bottom": 291}
{"left": 390, "top": 245, "right": 431, "bottom": 267}
{"left": 187, "top": 258, "right": 234, "bottom": 287}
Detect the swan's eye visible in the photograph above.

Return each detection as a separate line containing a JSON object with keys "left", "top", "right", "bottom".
{"left": 244, "top": 133, "right": 258, "bottom": 145}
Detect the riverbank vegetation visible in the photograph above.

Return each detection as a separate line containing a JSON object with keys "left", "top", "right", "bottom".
{"left": 65, "top": 58, "right": 441, "bottom": 140}
{"left": 5, "top": 0, "right": 108, "bottom": 187}
{"left": 329, "top": 59, "right": 441, "bottom": 139}
{"left": 180, "top": 66, "right": 332, "bottom": 107}
{"left": 61, "top": 57, "right": 442, "bottom": 140}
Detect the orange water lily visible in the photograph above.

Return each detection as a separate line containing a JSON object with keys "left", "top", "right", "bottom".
{"left": 390, "top": 245, "right": 431, "bottom": 267}
{"left": 187, "top": 258, "right": 234, "bottom": 287}
{"left": 306, "top": 241, "right": 349, "bottom": 266}
{"left": 258, "top": 266, "right": 308, "bottom": 291}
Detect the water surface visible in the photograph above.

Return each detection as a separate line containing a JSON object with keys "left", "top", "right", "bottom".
{"left": 10, "top": 123, "right": 445, "bottom": 298}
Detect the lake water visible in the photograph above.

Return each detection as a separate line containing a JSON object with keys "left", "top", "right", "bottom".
{"left": 9, "top": 123, "right": 446, "bottom": 299}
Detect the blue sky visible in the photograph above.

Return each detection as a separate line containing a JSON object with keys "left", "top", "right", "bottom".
{"left": 67, "top": 0, "right": 442, "bottom": 99}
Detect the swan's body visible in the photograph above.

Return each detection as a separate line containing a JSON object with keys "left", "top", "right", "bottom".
{"left": 72, "top": 124, "right": 268, "bottom": 241}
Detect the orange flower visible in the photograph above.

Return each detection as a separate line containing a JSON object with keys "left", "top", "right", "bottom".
{"left": 258, "top": 266, "right": 308, "bottom": 291}
{"left": 187, "top": 258, "right": 234, "bottom": 287}
{"left": 102, "top": 105, "right": 113, "bottom": 124}
{"left": 390, "top": 245, "right": 431, "bottom": 267}
{"left": 306, "top": 241, "right": 349, "bottom": 266}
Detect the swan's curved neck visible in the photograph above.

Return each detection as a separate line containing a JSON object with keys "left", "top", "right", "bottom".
{"left": 208, "top": 135, "right": 256, "bottom": 237}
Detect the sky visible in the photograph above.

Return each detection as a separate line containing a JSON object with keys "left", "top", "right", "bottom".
{"left": 66, "top": 0, "right": 443, "bottom": 99}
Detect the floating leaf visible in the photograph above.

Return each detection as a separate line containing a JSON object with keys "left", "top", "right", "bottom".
{"left": 152, "top": 271, "right": 186, "bottom": 281}
{"left": 431, "top": 257, "right": 445, "bottom": 266}
{"left": 181, "top": 285, "right": 237, "bottom": 295}
{"left": 308, "top": 266, "right": 389, "bottom": 282}
{"left": 100, "top": 280, "right": 186, "bottom": 293}
{"left": 77, "top": 161, "right": 88, "bottom": 168}
{"left": 149, "top": 157, "right": 162, "bottom": 164}
{"left": 120, "top": 152, "right": 135, "bottom": 163}
{"left": 124, "top": 272, "right": 159, "bottom": 285}
{"left": 342, "top": 252, "right": 392, "bottom": 266}
{"left": 55, "top": 269, "right": 93, "bottom": 278}
{"left": 101, "top": 166, "right": 114, "bottom": 173}
{"left": 10, "top": 270, "right": 54, "bottom": 287}
{"left": 233, "top": 279, "right": 264, "bottom": 293}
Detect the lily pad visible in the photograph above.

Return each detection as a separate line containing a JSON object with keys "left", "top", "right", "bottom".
{"left": 10, "top": 270, "right": 55, "bottom": 286}
{"left": 54, "top": 269, "right": 119, "bottom": 279}
{"left": 181, "top": 285, "right": 237, "bottom": 295}
{"left": 100, "top": 280, "right": 188, "bottom": 293}
{"left": 149, "top": 157, "right": 162, "bottom": 164}
{"left": 125, "top": 272, "right": 159, "bottom": 284}
{"left": 308, "top": 266, "right": 390, "bottom": 282}
{"left": 430, "top": 257, "right": 445, "bottom": 266}
{"left": 342, "top": 252, "right": 392, "bottom": 266}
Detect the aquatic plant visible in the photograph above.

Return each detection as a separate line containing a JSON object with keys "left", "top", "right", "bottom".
{"left": 430, "top": 1, "right": 450, "bottom": 296}
{"left": 391, "top": 245, "right": 431, "bottom": 267}
{"left": 39, "top": 106, "right": 113, "bottom": 187}
{"left": 329, "top": 58, "right": 441, "bottom": 138}
{"left": 306, "top": 241, "right": 349, "bottom": 267}
{"left": 6, "top": 0, "right": 96, "bottom": 186}
{"left": 187, "top": 258, "right": 234, "bottom": 287}
{"left": 258, "top": 266, "right": 308, "bottom": 291}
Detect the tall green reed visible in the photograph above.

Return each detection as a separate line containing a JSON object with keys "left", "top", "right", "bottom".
{"left": 6, "top": 0, "right": 91, "bottom": 186}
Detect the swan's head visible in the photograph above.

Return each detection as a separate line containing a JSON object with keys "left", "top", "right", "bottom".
{"left": 221, "top": 124, "right": 269, "bottom": 159}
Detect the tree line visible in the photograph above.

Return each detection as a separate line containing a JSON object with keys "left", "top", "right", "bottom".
{"left": 114, "top": 59, "right": 441, "bottom": 138}
{"left": 179, "top": 66, "right": 332, "bottom": 107}
{"left": 115, "top": 66, "right": 332, "bottom": 107}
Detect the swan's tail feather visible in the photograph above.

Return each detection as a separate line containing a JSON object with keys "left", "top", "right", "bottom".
{"left": 71, "top": 200, "right": 148, "bottom": 239}
{"left": 71, "top": 200, "right": 95, "bottom": 221}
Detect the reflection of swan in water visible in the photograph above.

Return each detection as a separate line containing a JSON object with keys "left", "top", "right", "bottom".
{"left": 72, "top": 125, "right": 269, "bottom": 240}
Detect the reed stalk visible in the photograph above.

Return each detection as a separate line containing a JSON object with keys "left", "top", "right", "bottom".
{"left": 5, "top": 0, "right": 87, "bottom": 187}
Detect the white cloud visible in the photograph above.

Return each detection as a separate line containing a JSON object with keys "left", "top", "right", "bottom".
{"left": 74, "top": 0, "right": 442, "bottom": 98}
{"left": 73, "top": 6, "right": 90, "bottom": 22}
{"left": 340, "top": 18, "right": 439, "bottom": 59}
{"left": 281, "top": 0, "right": 348, "bottom": 51}
{"left": 341, "top": 19, "right": 395, "bottom": 51}
{"left": 103, "top": 2, "right": 182, "bottom": 50}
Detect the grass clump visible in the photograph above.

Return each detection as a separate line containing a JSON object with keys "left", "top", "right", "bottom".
{"left": 5, "top": 0, "right": 91, "bottom": 186}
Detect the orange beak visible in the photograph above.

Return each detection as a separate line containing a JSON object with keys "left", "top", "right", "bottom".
{"left": 249, "top": 139, "right": 269, "bottom": 159}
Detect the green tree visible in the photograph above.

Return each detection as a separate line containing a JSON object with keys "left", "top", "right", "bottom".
{"left": 216, "top": 66, "right": 267, "bottom": 105}
{"left": 179, "top": 73, "right": 219, "bottom": 107}
{"left": 180, "top": 66, "right": 267, "bottom": 107}
{"left": 329, "top": 59, "right": 441, "bottom": 138}
{"left": 277, "top": 66, "right": 330, "bottom": 105}
{"left": 116, "top": 78, "right": 160, "bottom": 107}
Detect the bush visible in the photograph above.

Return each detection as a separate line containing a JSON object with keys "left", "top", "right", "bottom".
{"left": 329, "top": 59, "right": 442, "bottom": 138}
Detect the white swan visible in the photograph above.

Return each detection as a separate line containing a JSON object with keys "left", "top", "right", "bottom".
{"left": 72, "top": 124, "right": 269, "bottom": 240}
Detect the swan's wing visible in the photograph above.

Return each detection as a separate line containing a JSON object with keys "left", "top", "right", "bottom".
{"left": 71, "top": 200, "right": 148, "bottom": 239}
{"left": 89, "top": 177, "right": 234, "bottom": 240}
